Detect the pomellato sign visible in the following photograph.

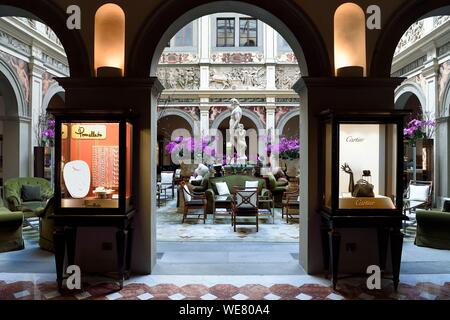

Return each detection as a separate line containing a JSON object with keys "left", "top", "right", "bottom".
{"left": 71, "top": 125, "right": 107, "bottom": 140}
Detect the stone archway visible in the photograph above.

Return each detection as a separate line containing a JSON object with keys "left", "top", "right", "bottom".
{"left": 371, "top": 0, "right": 450, "bottom": 77}
{"left": 277, "top": 109, "right": 300, "bottom": 136}
{"left": 42, "top": 83, "right": 65, "bottom": 112}
{"left": 395, "top": 83, "right": 427, "bottom": 112}
{"left": 0, "top": 1, "right": 90, "bottom": 77}
{"left": 129, "top": 0, "right": 330, "bottom": 274}
{"left": 158, "top": 108, "right": 197, "bottom": 133}
{"left": 0, "top": 58, "right": 29, "bottom": 182}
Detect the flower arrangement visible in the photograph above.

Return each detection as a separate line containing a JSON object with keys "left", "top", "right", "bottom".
{"left": 265, "top": 136, "right": 300, "bottom": 160}
{"left": 35, "top": 113, "right": 55, "bottom": 147}
{"left": 165, "top": 136, "right": 215, "bottom": 160}
{"left": 403, "top": 118, "right": 436, "bottom": 146}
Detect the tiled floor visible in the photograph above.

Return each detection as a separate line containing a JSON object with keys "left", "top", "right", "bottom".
{"left": 0, "top": 273, "right": 449, "bottom": 300}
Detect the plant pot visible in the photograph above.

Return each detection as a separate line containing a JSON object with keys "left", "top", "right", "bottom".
{"left": 34, "top": 146, "right": 45, "bottom": 178}
{"left": 281, "top": 159, "right": 300, "bottom": 178}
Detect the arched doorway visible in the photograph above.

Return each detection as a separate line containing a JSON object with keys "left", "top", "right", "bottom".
{"left": 134, "top": 0, "right": 330, "bottom": 274}
{"left": 157, "top": 113, "right": 195, "bottom": 172}
{"left": 277, "top": 110, "right": 300, "bottom": 138}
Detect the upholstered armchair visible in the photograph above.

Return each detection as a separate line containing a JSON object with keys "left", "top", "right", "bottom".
{"left": 35, "top": 197, "right": 55, "bottom": 252}
{"left": 0, "top": 200, "right": 24, "bottom": 253}
{"left": 4, "top": 178, "right": 53, "bottom": 214}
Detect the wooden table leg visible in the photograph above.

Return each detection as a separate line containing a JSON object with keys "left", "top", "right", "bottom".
{"left": 53, "top": 227, "right": 66, "bottom": 291}
{"left": 116, "top": 228, "right": 128, "bottom": 289}
{"left": 390, "top": 228, "right": 404, "bottom": 291}
{"left": 329, "top": 230, "right": 341, "bottom": 290}
{"left": 320, "top": 226, "right": 330, "bottom": 277}
{"left": 66, "top": 227, "right": 77, "bottom": 267}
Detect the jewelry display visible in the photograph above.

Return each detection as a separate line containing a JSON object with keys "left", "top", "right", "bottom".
{"left": 92, "top": 146, "right": 120, "bottom": 190}
{"left": 63, "top": 160, "right": 91, "bottom": 198}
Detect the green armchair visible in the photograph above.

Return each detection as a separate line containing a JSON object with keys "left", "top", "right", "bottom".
{"left": 0, "top": 200, "right": 24, "bottom": 253}
{"left": 204, "top": 175, "right": 269, "bottom": 215}
{"left": 265, "top": 173, "right": 289, "bottom": 207}
{"left": 415, "top": 209, "right": 450, "bottom": 250}
{"left": 4, "top": 177, "right": 53, "bottom": 215}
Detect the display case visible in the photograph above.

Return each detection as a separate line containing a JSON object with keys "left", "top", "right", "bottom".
{"left": 318, "top": 109, "right": 409, "bottom": 291}
{"left": 52, "top": 109, "right": 134, "bottom": 215}
{"left": 320, "top": 109, "right": 408, "bottom": 215}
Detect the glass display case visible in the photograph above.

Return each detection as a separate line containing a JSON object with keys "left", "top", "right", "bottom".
{"left": 53, "top": 110, "right": 134, "bottom": 214}
{"left": 320, "top": 109, "right": 408, "bottom": 215}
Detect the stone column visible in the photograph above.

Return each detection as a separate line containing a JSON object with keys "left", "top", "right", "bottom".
{"left": 199, "top": 98, "right": 210, "bottom": 136}
{"left": 199, "top": 16, "right": 210, "bottom": 90}
{"left": 29, "top": 47, "right": 46, "bottom": 175}
{"left": 264, "top": 24, "right": 276, "bottom": 90}
{"left": 266, "top": 98, "right": 276, "bottom": 167}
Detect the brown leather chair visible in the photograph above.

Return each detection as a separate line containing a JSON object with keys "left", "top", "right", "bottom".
{"left": 179, "top": 181, "right": 206, "bottom": 224}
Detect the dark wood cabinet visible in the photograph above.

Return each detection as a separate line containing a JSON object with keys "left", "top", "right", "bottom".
{"left": 318, "top": 109, "right": 409, "bottom": 290}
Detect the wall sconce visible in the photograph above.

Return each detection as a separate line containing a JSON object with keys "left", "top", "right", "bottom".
{"left": 95, "top": 3, "right": 125, "bottom": 77}
{"left": 334, "top": 3, "right": 366, "bottom": 77}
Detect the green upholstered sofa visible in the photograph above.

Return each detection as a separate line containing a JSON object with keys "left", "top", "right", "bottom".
{"left": 4, "top": 177, "right": 53, "bottom": 215}
{"left": 202, "top": 175, "right": 269, "bottom": 215}
{"left": 415, "top": 209, "right": 450, "bottom": 250}
{"left": 0, "top": 200, "right": 24, "bottom": 253}
{"left": 265, "top": 173, "right": 289, "bottom": 207}
{"left": 35, "top": 197, "right": 54, "bottom": 252}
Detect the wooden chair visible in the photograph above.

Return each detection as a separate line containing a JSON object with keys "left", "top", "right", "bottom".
{"left": 160, "top": 171, "right": 175, "bottom": 199}
{"left": 404, "top": 180, "right": 433, "bottom": 210}
{"left": 231, "top": 187, "right": 259, "bottom": 232}
{"left": 282, "top": 189, "right": 300, "bottom": 223}
{"left": 179, "top": 181, "right": 206, "bottom": 224}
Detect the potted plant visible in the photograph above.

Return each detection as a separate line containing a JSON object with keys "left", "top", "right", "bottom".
{"left": 268, "top": 136, "right": 300, "bottom": 178}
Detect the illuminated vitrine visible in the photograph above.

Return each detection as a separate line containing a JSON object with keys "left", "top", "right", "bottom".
{"left": 52, "top": 110, "right": 134, "bottom": 214}
{"left": 320, "top": 109, "right": 408, "bottom": 216}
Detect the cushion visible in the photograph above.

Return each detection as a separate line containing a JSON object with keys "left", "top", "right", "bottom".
{"left": 245, "top": 181, "right": 259, "bottom": 189}
{"left": 195, "top": 164, "right": 209, "bottom": 177}
{"left": 266, "top": 173, "right": 277, "bottom": 190}
{"left": 183, "top": 185, "right": 192, "bottom": 202}
{"left": 161, "top": 172, "right": 174, "bottom": 184}
{"left": 21, "top": 185, "right": 42, "bottom": 202}
{"left": 215, "top": 182, "right": 231, "bottom": 196}
{"left": 408, "top": 185, "right": 430, "bottom": 201}
{"left": 443, "top": 199, "right": 450, "bottom": 212}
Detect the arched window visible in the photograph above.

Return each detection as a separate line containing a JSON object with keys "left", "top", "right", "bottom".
{"left": 94, "top": 3, "right": 125, "bottom": 77}
{"left": 334, "top": 3, "right": 366, "bottom": 76}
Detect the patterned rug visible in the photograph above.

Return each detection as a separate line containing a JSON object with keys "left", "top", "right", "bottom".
{"left": 157, "top": 197, "right": 300, "bottom": 242}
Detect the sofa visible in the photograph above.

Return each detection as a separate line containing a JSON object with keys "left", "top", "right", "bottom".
{"left": 265, "top": 172, "right": 289, "bottom": 207}
{"left": 203, "top": 175, "right": 269, "bottom": 215}
{"left": 4, "top": 177, "right": 53, "bottom": 215}
{"left": 0, "top": 200, "right": 24, "bottom": 253}
{"left": 35, "top": 197, "right": 55, "bottom": 252}
{"left": 415, "top": 209, "right": 450, "bottom": 250}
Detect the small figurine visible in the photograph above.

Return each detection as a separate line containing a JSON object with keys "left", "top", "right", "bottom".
{"left": 340, "top": 163, "right": 355, "bottom": 194}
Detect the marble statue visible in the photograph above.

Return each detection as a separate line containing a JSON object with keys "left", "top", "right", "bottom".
{"left": 228, "top": 98, "right": 247, "bottom": 164}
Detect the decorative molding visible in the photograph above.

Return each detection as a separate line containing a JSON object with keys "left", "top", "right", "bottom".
{"left": 209, "top": 97, "right": 266, "bottom": 104}
{"left": 275, "top": 98, "right": 300, "bottom": 104}
{"left": 158, "top": 98, "right": 200, "bottom": 105}
{"left": 434, "top": 16, "right": 450, "bottom": 29}
{"left": 395, "top": 21, "right": 425, "bottom": 55}
{"left": 209, "top": 66, "right": 266, "bottom": 89}
{"left": 275, "top": 66, "right": 301, "bottom": 89}
{"left": 42, "top": 53, "right": 69, "bottom": 75}
{"left": 157, "top": 66, "right": 200, "bottom": 90}
{"left": 0, "top": 30, "right": 31, "bottom": 56}
{"left": 276, "top": 52, "right": 297, "bottom": 63}
{"left": 159, "top": 52, "right": 199, "bottom": 64}
{"left": 210, "top": 52, "right": 264, "bottom": 64}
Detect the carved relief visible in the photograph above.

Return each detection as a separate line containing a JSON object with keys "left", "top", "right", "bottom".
{"left": 395, "top": 21, "right": 425, "bottom": 55}
{"left": 42, "top": 53, "right": 70, "bottom": 75}
{"left": 160, "top": 52, "right": 199, "bottom": 64}
{"left": 0, "top": 51, "right": 30, "bottom": 105}
{"left": 209, "top": 67, "right": 266, "bottom": 89}
{"left": 276, "top": 66, "right": 301, "bottom": 89}
{"left": 0, "top": 30, "right": 31, "bottom": 56}
{"left": 438, "top": 61, "right": 450, "bottom": 116}
{"left": 157, "top": 67, "right": 200, "bottom": 90}
{"left": 210, "top": 52, "right": 264, "bottom": 63}
{"left": 276, "top": 52, "right": 298, "bottom": 63}
{"left": 434, "top": 16, "right": 450, "bottom": 28}
{"left": 42, "top": 72, "right": 57, "bottom": 98}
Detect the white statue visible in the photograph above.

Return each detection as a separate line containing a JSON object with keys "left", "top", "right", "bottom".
{"left": 236, "top": 124, "right": 247, "bottom": 164}
{"left": 228, "top": 98, "right": 247, "bottom": 164}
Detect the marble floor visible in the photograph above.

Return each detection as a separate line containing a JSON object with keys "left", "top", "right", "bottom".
{"left": 0, "top": 273, "right": 449, "bottom": 300}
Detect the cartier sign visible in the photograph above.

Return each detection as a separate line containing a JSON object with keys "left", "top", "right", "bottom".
{"left": 346, "top": 136, "right": 365, "bottom": 143}
{"left": 71, "top": 125, "right": 107, "bottom": 140}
